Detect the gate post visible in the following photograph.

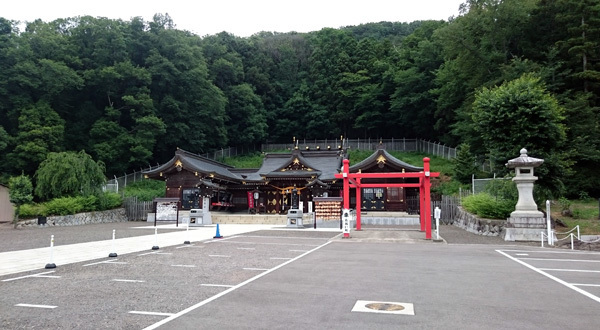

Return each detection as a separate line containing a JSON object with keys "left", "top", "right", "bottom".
{"left": 424, "top": 158, "right": 432, "bottom": 239}
{"left": 356, "top": 178, "right": 362, "bottom": 231}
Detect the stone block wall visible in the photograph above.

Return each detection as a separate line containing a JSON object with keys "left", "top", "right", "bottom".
{"left": 17, "top": 208, "right": 128, "bottom": 228}
{"left": 453, "top": 206, "right": 506, "bottom": 236}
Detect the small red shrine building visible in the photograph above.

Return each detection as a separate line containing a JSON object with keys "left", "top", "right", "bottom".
{"left": 143, "top": 145, "right": 424, "bottom": 214}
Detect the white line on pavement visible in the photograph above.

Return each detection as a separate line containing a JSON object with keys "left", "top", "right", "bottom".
{"left": 270, "top": 257, "right": 292, "bottom": 260}
{"left": 518, "top": 257, "right": 600, "bottom": 263}
{"left": 129, "top": 311, "right": 175, "bottom": 316}
{"left": 243, "top": 268, "right": 269, "bottom": 271}
{"left": 289, "top": 250, "right": 309, "bottom": 252}
{"left": 2, "top": 271, "right": 57, "bottom": 282}
{"left": 497, "top": 250, "right": 600, "bottom": 304}
{"left": 15, "top": 303, "right": 57, "bottom": 309}
{"left": 113, "top": 279, "right": 146, "bottom": 283}
{"left": 237, "top": 247, "right": 255, "bottom": 250}
{"left": 83, "top": 259, "right": 127, "bottom": 267}
{"left": 171, "top": 265, "right": 196, "bottom": 268}
{"left": 144, "top": 240, "right": 333, "bottom": 330}
{"left": 539, "top": 268, "right": 600, "bottom": 273}
{"left": 501, "top": 249, "right": 600, "bottom": 255}
{"left": 209, "top": 255, "right": 230, "bottom": 258}
{"left": 572, "top": 283, "right": 600, "bottom": 287}
{"left": 201, "top": 284, "right": 234, "bottom": 288}
{"left": 221, "top": 241, "right": 320, "bottom": 247}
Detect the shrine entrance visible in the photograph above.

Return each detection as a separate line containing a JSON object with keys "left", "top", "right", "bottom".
{"left": 334, "top": 157, "right": 439, "bottom": 239}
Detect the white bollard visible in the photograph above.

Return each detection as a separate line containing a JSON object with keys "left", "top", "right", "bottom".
{"left": 184, "top": 218, "right": 191, "bottom": 244}
{"left": 546, "top": 200, "right": 553, "bottom": 246}
{"left": 434, "top": 207, "right": 441, "bottom": 241}
{"left": 571, "top": 233, "right": 574, "bottom": 250}
{"left": 152, "top": 227, "right": 159, "bottom": 250}
{"left": 45, "top": 235, "right": 56, "bottom": 269}
{"left": 109, "top": 229, "right": 117, "bottom": 257}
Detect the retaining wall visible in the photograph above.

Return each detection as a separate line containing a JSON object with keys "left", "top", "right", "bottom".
{"left": 17, "top": 208, "right": 128, "bottom": 228}
{"left": 453, "top": 206, "right": 506, "bottom": 236}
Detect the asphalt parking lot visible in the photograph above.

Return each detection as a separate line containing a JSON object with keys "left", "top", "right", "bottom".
{"left": 1, "top": 225, "right": 600, "bottom": 329}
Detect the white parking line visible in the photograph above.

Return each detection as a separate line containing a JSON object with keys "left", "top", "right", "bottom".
{"left": 289, "top": 250, "right": 309, "bottom": 252}
{"left": 516, "top": 253, "right": 529, "bottom": 256}
{"left": 219, "top": 241, "right": 321, "bottom": 247}
{"left": 518, "top": 258, "right": 600, "bottom": 263}
{"left": 497, "top": 250, "right": 600, "bottom": 304}
{"left": 171, "top": 265, "right": 196, "bottom": 268}
{"left": 270, "top": 257, "right": 292, "bottom": 260}
{"left": 539, "top": 268, "right": 600, "bottom": 273}
{"left": 572, "top": 284, "right": 600, "bottom": 287}
{"left": 2, "top": 271, "right": 59, "bottom": 282}
{"left": 209, "top": 255, "right": 230, "bottom": 258}
{"left": 144, "top": 240, "right": 333, "bottom": 330}
{"left": 83, "top": 260, "right": 127, "bottom": 267}
{"left": 502, "top": 249, "right": 600, "bottom": 255}
{"left": 129, "top": 311, "right": 175, "bottom": 317}
{"left": 201, "top": 284, "right": 234, "bottom": 288}
{"left": 113, "top": 279, "right": 146, "bottom": 283}
{"left": 238, "top": 247, "right": 255, "bottom": 250}
{"left": 15, "top": 303, "right": 57, "bottom": 309}
{"left": 243, "top": 268, "right": 269, "bottom": 271}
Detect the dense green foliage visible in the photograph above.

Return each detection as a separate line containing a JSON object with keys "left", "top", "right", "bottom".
{"left": 123, "top": 180, "right": 165, "bottom": 201}
{"left": 8, "top": 173, "right": 33, "bottom": 225}
{"left": 17, "top": 192, "right": 122, "bottom": 218}
{"left": 1, "top": 1, "right": 599, "bottom": 197}
{"left": 34, "top": 150, "right": 106, "bottom": 200}
{"left": 462, "top": 193, "right": 515, "bottom": 219}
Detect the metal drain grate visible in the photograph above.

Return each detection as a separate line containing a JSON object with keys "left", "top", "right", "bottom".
{"left": 352, "top": 300, "right": 415, "bottom": 315}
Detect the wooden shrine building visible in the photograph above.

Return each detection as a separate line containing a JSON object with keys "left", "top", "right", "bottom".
{"left": 143, "top": 145, "right": 423, "bottom": 214}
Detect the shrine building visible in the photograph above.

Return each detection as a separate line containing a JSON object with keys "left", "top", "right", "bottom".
{"left": 143, "top": 145, "right": 423, "bottom": 214}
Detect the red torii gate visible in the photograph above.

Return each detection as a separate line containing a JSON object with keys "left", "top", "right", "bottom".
{"left": 334, "top": 157, "right": 439, "bottom": 239}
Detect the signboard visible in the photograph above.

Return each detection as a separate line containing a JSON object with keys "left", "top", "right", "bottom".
{"left": 247, "top": 191, "right": 255, "bottom": 209}
{"left": 342, "top": 209, "right": 351, "bottom": 238}
{"left": 156, "top": 202, "right": 178, "bottom": 221}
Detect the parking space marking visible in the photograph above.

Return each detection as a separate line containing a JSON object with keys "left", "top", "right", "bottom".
{"left": 2, "top": 271, "right": 59, "bottom": 282}
{"left": 16, "top": 304, "right": 57, "bottom": 309}
{"left": 497, "top": 250, "right": 600, "bottom": 304}
{"left": 289, "top": 249, "right": 309, "bottom": 252}
{"left": 220, "top": 241, "right": 321, "bottom": 247}
{"left": 113, "top": 279, "right": 146, "bottom": 283}
{"left": 518, "top": 257, "right": 600, "bottom": 263}
{"left": 171, "top": 265, "right": 196, "bottom": 268}
{"left": 502, "top": 249, "right": 600, "bottom": 256}
{"left": 238, "top": 247, "right": 255, "bottom": 250}
{"left": 240, "top": 235, "right": 332, "bottom": 241}
{"left": 129, "top": 311, "right": 175, "bottom": 317}
{"left": 539, "top": 268, "right": 600, "bottom": 273}
{"left": 270, "top": 257, "right": 292, "bottom": 260}
{"left": 138, "top": 252, "right": 173, "bottom": 256}
{"left": 516, "top": 253, "right": 529, "bottom": 256}
{"left": 144, "top": 240, "right": 333, "bottom": 330}
{"left": 572, "top": 284, "right": 600, "bottom": 287}
{"left": 201, "top": 284, "right": 234, "bottom": 288}
{"left": 209, "top": 255, "right": 230, "bottom": 258}
{"left": 243, "top": 268, "right": 269, "bottom": 271}
{"left": 83, "top": 259, "right": 127, "bottom": 267}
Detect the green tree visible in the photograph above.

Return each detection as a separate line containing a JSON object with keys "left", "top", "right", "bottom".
{"left": 453, "top": 143, "right": 479, "bottom": 184}
{"left": 471, "top": 74, "right": 568, "bottom": 196}
{"left": 8, "top": 173, "right": 33, "bottom": 228}
{"left": 34, "top": 151, "right": 106, "bottom": 200}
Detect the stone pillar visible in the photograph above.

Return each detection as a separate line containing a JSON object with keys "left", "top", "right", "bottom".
{"left": 202, "top": 196, "right": 212, "bottom": 224}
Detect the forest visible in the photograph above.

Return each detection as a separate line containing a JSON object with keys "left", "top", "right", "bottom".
{"left": 0, "top": 0, "right": 598, "bottom": 198}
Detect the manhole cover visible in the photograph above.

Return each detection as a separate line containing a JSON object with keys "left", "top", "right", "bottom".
{"left": 352, "top": 300, "right": 414, "bottom": 315}
{"left": 365, "top": 303, "right": 405, "bottom": 311}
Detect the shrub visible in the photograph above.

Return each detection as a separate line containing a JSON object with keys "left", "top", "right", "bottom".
{"left": 98, "top": 192, "right": 122, "bottom": 210}
{"left": 18, "top": 203, "right": 47, "bottom": 218}
{"left": 462, "top": 193, "right": 514, "bottom": 219}
{"left": 79, "top": 195, "right": 98, "bottom": 212}
{"left": 45, "top": 197, "right": 84, "bottom": 216}
{"left": 123, "top": 180, "right": 165, "bottom": 201}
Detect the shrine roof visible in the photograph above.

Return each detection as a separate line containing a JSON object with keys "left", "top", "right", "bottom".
{"left": 349, "top": 148, "right": 423, "bottom": 172}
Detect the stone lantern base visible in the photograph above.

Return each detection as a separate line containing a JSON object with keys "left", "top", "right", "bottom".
{"left": 503, "top": 215, "right": 546, "bottom": 241}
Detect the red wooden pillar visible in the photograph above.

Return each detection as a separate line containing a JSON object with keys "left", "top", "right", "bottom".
{"left": 424, "top": 157, "right": 432, "bottom": 239}
{"left": 342, "top": 159, "right": 350, "bottom": 210}
{"left": 355, "top": 178, "right": 362, "bottom": 231}
{"left": 419, "top": 177, "right": 425, "bottom": 232}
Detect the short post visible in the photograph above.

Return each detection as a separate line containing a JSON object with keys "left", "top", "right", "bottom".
{"left": 152, "top": 227, "right": 159, "bottom": 250}
{"left": 45, "top": 235, "right": 56, "bottom": 269}
{"left": 540, "top": 232, "right": 544, "bottom": 248}
{"left": 576, "top": 225, "right": 580, "bottom": 240}
{"left": 546, "top": 200, "right": 553, "bottom": 246}
{"left": 109, "top": 229, "right": 117, "bottom": 257}
{"left": 184, "top": 218, "right": 191, "bottom": 244}
{"left": 434, "top": 207, "right": 441, "bottom": 241}
{"left": 570, "top": 233, "right": 574, "bottom": 251}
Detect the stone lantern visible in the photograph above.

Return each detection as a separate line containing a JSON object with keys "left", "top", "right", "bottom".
{"left": 503, "top": 148, "right": 545, "bottom": 241}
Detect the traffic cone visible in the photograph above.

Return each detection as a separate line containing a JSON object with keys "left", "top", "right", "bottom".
{"left": 213, "top": 224, "right": 223, "bottom": 239}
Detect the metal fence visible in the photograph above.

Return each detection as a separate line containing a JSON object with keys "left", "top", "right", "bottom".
{"left": 432, "top": 195, "right": 460, "bottom": 225}
{"left": 472, "top": 176, "right": 511, "bottom": 195}
{"left": 261, "top": 138, "right": 457, "bottom": 160}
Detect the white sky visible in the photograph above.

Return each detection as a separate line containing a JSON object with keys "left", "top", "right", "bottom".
{"left": 3, "top": 0, "right": 465, "bottom": 37}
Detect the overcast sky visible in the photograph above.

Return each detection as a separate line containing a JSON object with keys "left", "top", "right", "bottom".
{"left": 3, "top": 0, "right": 465, "bottom": 37}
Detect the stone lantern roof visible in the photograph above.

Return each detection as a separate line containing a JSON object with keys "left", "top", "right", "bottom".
{"left": 506, "top": 148, "right": 544, "bottom": 168}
